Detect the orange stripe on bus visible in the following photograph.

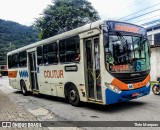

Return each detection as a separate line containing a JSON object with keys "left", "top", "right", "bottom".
{"left": 111, "top": 75, "right": 150, "bottom": 90}
{"left": 8, "top": 71, "right": 18, "bottom": 78}
{"left": 132, "top": 75, "right": 150, "bottom": 89}
{"left": 111, "top": 78, "right": 128, "bottom": 90}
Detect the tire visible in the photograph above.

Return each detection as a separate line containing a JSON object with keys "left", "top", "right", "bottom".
{"left": 21, "top": 81, "right": 28, "bottom": 96}
{"left": 152, "top": 85, "right": 160, "bottom": 95}
{"left": 68, "top": 84, "right": 80, "bottom": 107}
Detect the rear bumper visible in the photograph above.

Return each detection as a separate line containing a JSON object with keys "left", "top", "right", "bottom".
{"left": 105, "top": 85, "right": 150, "bottom": 105}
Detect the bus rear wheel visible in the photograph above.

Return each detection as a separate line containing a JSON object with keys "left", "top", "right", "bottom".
{"left": 68, "top": 85, "right": 80, "bottom": 107}
{"left": 21, "top": 81, "right": 28, "bottom": 96}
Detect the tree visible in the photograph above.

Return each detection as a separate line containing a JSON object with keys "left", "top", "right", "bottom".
{"left": 0, "top": 19, "right": 38, "bottom": 65}
{"left": 35, "top": 0, "right": 100, "bottom": 39}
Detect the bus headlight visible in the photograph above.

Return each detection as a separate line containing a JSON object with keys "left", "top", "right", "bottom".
{"left": 105, "top": 82, "right": 121, "bottom": 94}
{"left": 146, "top": 81, "right": 150, "bottom": 87}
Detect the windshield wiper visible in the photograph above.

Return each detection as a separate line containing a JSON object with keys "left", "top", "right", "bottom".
{"left": 116, "top": 32, "right": 127, "bottom": 48}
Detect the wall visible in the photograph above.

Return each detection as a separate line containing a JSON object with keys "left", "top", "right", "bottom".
{"left": 150, "top": 47, "right": 160, "bottom": 81}
{"left": 147, "top": 27, "right": 160, "bottom": 81}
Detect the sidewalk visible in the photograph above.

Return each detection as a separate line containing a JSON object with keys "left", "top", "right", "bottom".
{"left": 0, "top": 90, "right": 48, "bottom": 129}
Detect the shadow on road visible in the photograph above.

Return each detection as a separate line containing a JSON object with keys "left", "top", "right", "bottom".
{"left": 80, "top": 101, "right": 147, "bottom": 113}
{"left": 13, "top": 90, "right": 147, "bottom": 113}
{"left": 13, "top": 91, "right": 68, "bottom": 104}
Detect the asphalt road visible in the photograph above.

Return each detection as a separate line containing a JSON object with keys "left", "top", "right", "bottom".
{"left": 0, "top": 76, "right": 160, "bottom": 130}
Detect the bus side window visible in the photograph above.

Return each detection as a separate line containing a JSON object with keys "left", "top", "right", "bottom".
{"left": 48, "top": 43, "right": 58, "bottom": 64}
{"left": 19, "top": 51, "right": 27, "bottom": 67}
{"left": 43, "top": 45, "right": 49, "bottom": 64}
{"left": 8, "top": 55, "right": 13, "bottom": 68}
{"left": 59, "top": 40, "right": 66, "bottom": 63}
{"left": 37, "top": 46, "right": 43, "bottom": 65}
{"left": 10, "top": 53, "right": 19, "bottom": 68}
{"left": 59, "top": 36, "right": 80, "bottom": 63}
{"left": 43, "top": 42, "right": 58, "bottom": 65}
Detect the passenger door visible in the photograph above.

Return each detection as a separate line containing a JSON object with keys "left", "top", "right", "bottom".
{"left": 84, "top": 37, "right": 102, "bottom": 101}
{"left": 28, "top": 52, "right": 39, "bottom": 91}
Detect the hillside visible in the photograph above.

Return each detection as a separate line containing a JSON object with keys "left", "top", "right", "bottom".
{"left": 0, "top": 19, "right": 38, "bottom": 64}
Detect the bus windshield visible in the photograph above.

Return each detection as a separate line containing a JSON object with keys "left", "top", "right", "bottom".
{"left": 104, "top": 32, "right": 150, "bottom": 73}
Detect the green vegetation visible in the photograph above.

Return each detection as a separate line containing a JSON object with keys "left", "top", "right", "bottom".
{"left": 150, "top": 81, "right": 158, "bottom": 87}
{"left": 35, "top": 0, "right": 100, "bottom": 39}
{"left": 0, "top": 19, "right": 38, "bottom": 65}
{"left": 0, "top": 0, "right": 100, "bottom": 64}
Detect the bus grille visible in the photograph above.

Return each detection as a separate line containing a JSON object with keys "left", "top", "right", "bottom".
{"left": 119, "top": 75, "right": 147, "bottom": 84}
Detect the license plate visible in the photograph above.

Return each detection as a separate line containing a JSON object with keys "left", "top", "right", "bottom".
{"left": 132, "top": 92, "right": 140, "bottom": 97}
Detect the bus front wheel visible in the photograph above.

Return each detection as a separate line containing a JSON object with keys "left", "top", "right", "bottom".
{"left": 21, "top": 81, "right": 28, "bottom": 96}
{"left": 68, "top": 85, "right": 80, "bottom": 107}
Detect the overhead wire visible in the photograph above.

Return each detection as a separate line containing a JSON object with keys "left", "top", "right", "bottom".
{"left": 105, "top": 0, "right": 160, "bottom": 27}
{"left": 118, "top": 3, "right": 160, "bottom": 20}
{"left": 117, "top": 0, "right": 143, "bottom": 11}
{"left": 142, "top": 19, "right": 160, "bottom": 25}
{"left": 134, "top": 14, "right": 160, "bottom": 24}
{"left": 125, "top": 9, "right": 160, "bottom": 21}
{"left": 106, "top": 0, "right": 137, "bottom": 12}
{"left": 107, "top": 0, "right": 143, "bottom": 18}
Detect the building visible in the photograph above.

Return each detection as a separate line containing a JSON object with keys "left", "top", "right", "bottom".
{"left": 147, "top": 25, "right": 160, "bottom": 81}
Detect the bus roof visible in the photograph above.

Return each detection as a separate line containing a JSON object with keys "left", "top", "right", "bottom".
{"left": 7, "top": 20, "right": 145, "bottom": 55}
{"left": 7, "top": 20, "right": 104, "bottom": 55}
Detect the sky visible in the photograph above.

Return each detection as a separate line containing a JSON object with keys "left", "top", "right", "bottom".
{"left": 0, "top": 0, "right": 159, "bottom": 27}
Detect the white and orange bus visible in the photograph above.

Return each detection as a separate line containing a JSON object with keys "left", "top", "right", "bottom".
{"left": 7, "top": 20, "right": 151, "bottom": 106}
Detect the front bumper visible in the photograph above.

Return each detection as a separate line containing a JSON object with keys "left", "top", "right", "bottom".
{"left": 105, "top": 85, "right": 150, "bottom": 105}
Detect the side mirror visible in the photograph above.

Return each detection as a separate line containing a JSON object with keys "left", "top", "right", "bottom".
{"left": 148, "top": 41, "right": 151, "bottom": 57}
{"left": 149, "top": 50, "right": 151, "bottom": 57}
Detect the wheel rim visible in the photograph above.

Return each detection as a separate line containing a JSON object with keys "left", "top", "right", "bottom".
{"left": 153, "top": 86, "right": 160, "bottom": 94}
{"left": 22, "top": 87, "right": 25, "bottom": 93}
{"left": 69, "top": 89, "right": 76, "bottom": 101}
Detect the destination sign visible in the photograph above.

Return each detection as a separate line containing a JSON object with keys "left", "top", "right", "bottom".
{"left": 112, "top": 64, "right": 129, "bottom": 72}
{"left": 114, "top": 24, "right": 139, "bottom": 33}
{"left": 107, "top": 21, "right": 146, "bottom": 34}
